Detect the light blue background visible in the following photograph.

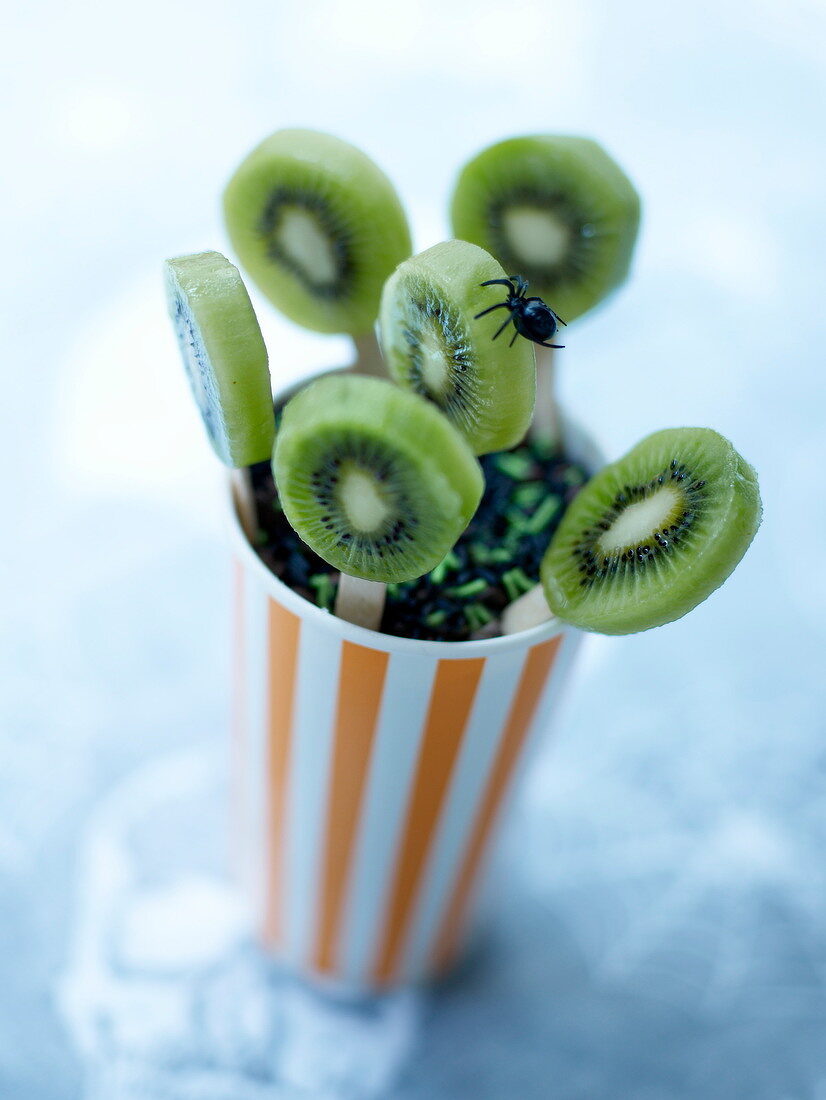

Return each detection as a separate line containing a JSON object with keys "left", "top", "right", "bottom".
{"left": 2, "top": 1, "right": 825, "bottom": 1096}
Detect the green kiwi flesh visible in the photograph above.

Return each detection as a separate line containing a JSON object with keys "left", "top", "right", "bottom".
{"left": 541, "top": 428, "right": 761, "bottom": 634}
{"left": 450, "top": 136, "right": 640, "bottom": 323}
{"left": 273, "top": 374, "right": 484, "bottom": 583}
{"left": 379, "top": 240, "right": 536, "bottom": 455}
{"left": 223, "top": 129, "right": 412, "bottom": 335}
{"left": 164, "top": 251, "right": 274, "bottom": 466}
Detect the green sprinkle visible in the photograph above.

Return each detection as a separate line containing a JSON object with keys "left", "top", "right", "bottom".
{"left": 425, "top": 609, "right": 449, "bottom": 627}
{"left": 429, "top": 550, "right": 461, "bottom": 585}
{"left": 494, "top": 451, "right": 534, "bottom": 480}
{"left": 464, "top": 602, "right": 493, "bottom": 630}
{"left": 309, "top": 573, "right": 336, "bottom": 611}
{"left": 470, "top": 544, "right": 512, "bottom": 565}
{"left": 530, "top": 435, "right": 558, "bottom": 461}
{"left": 502, "top": 567, "right": 535, "bottom": 603}
{"left": 386, "top": 582, "right": 402, "bottom": 600}
{"left": 505, "top": 507, "right": 532, "bottom": 534}
{"left": 523, "top": 494, "right": 562, "bottom": 535}
{"left": 512, "top": 482, "right": 545, "bottom": 510}
{"left": 563, "top": 466, "right": 586, "bottom": 487}
{"left": 446, "top": 577, "right": 488, "bottom": 598}
{"left": 490, "top": 546, "right": 514, "bottom": 563}
{"left": 430, "top": 561, "right": 449, "bottom": 585}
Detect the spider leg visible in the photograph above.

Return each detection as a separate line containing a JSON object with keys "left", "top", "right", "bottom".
{"left": 474, "top": 301, "right": 510, "bottom": 319}
{"left": 511, "top": 275, "right": 528, "bottom": 298}
{"left": 538, "top": 341, "right": 565, "bottom": 349}
{"left": 479, "top": 278, "right": 515, "bottom": 292}
{"left": 491, "top": 314, "right": 514, "bottom": 341}
{"left": 509, "top": 330, "right": 520, "bottom": 347}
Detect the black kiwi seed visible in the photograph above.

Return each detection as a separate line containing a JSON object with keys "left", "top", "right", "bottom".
{"left": 567, "top": 459, "right": 712, "bottom": 590}
{"left": 313, "top": 443, "right": 406, "bottom": 511}
{"left": 403, "top": 296, "right": 478, "bottom": 426}
{"left": 487, "top": 187, "right": 589, "bottom": 285}
{"left": 259, "top": 188, "right": 355, "bottom": 299}
{"left": 450, "top": 136, "right": 641, "bottom": 325}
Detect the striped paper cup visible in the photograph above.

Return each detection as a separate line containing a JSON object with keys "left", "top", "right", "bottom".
{"left": 229, "top": 391, "right": 598, "bottom": 991}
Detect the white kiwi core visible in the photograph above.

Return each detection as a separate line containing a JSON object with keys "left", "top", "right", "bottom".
{"left": 279, "top": 206, "right": 338, "bottom": 286}
{"left": 505, "top": 207, "right": 570, "bottom": 266}
{"left": 419, "top": 322, "right": 450, "bottom": 396}
{"left": 340, "top": 466, "right": 390, "bottom": 532}
{"left": 598, "top": 485, "right": 681, "bottom": 552}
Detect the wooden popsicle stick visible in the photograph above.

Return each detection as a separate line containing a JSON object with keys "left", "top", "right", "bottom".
{"left": 501, "top": 583, "right": 557, "bottom": 635}
{"left": 231, "top": 466, "right": 258, "bottom": 544}
{"left": 528, "top": 346, "right": 564, "bottom": 452}
{"left": 334, "top": 572, "right": 387, "bottom": 632}
{"left": 351, "top": 329, "right": 387, "bottom": 378}
{"left": 335, "top": 330, "right": 389, "bottom": 628}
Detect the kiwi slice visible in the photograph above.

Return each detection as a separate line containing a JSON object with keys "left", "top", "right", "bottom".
{"left": 450, "top": 136, "right": 640, "bottom": 323}
{"left": 164, "top": 250, "right": 274, "bottom": 466}
{"left": 223, "top": 129, "right": 412, "bottom": 335}
{"left": 541, "top": 428, "right": 761, "bottom": 634}
{"left": 273, "top": 374, "right": 484, "bottom": 583}
{"left": 378, "top": 240, "right": 536, "bottom": 455}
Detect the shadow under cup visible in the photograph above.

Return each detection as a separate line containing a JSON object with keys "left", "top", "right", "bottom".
{"left": 228, "top": 405, "right": 597, "bottom": 993}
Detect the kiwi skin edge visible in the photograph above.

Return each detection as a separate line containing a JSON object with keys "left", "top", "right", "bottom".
{"left": 541, "top": 429, "right": 762, "bottom": 635}
{"left": 163, "top": 251, "right": 275, "bottom": 468}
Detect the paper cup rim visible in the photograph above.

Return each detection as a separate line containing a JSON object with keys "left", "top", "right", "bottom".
{"left": 228, "top": 368, "right": 604, "bottom": 658}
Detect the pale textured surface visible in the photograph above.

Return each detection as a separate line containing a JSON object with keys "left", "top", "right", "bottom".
{"left": 2, "top": 0, "right": 825, "bottom": 1096}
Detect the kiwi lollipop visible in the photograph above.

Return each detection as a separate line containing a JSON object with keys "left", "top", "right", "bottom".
{"left": 378, "top": 240, "right": 536, "bottom": 455}
{"left": 224, "top": 129, "right": 412, "bottom": 337}
{"left": 450, "top": 135, "right": 641, "bottom": 324}
{"left": 273, "top": 374, "right": 484, "bottom": 585}
{"left": 164, "top": 250, "right": 274, "bottom": 468}
{"left": 540, "top": 428, "right": 762, "bottom": 635}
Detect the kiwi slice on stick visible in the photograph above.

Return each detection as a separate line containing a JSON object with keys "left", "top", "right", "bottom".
{"left": 450, "top": 136, "right": 640, "bottom": 323}
{"left": 164, "top": 250, "right": 274, "bottom": 466}
{"left": 379, "top": 240, "right": 536, "bottom": 455}
{"left": 541, "top": 428, "right": 761, "bottom": 634}
{"left": 224, "top": 129, "right": 412, "bottom": 336}
{"left": 273, "top": 374, "right": 484, "bottom": 583}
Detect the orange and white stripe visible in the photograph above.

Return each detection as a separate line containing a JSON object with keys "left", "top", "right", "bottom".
{"left": 231, "top": 527, "right": 582, "bottom": 991}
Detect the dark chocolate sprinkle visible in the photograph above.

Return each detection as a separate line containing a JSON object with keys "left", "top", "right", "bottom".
{"left": 252, "top": 413, "right": 588, "bottom": 642}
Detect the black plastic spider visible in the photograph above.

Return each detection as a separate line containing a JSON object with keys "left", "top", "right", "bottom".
{"left": 473, "top": 275, "right": 567, "bottom": 348}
